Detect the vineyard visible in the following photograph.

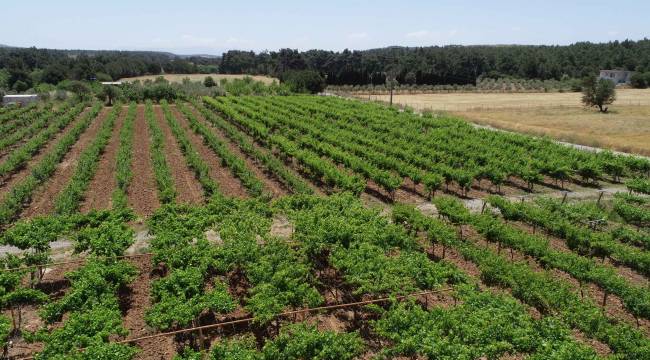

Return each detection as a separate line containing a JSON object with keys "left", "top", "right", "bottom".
{"left": 0, "top": 95, "right": 649, "bottom": 359}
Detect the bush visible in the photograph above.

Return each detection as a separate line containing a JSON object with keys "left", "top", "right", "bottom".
{"left": 203, "top": 76, "right": 216, "bottom": 87}
{"left": 281, "top": 70, "right": 326, "bottom": 94}
{"left": 630, "top": 72, "right": 647, "bottom": 88}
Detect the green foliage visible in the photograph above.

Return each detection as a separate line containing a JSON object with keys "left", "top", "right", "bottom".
{"left": 244, "top": 239, "right": 322, "bottom": 324}
{"left": 96, "top": 85, "right": 122, "bottom": 105}
{"left": 72, "top": 211, "right": 135, "bottom": 257}
{"left": 331, "top": 242, "right": 464, "bottom": 295}
{"left": 161, "top": 100, "right": 220, "bottom": 198}
{"left": 40, "top": 259, "right": 136, "bottom": 323}
{"left": 281, "top": 70, "right": 326, "bottom": 94}
{"left": 210, "top": 324, "right": 363, "bottom": 360}
{"left": 33, "top": 306, "right": 137, "bottom": 360}
{"left": 262, "top": 323, "right": 363, "bottom": 360}
{"left": 176, "top": 101, "right": 265, "bottom": 198}
{"left": 113, "top": 102, "right": 137, "bottom": 209}
{"left": 626, "top": 177, "right": 650, "bottom": 195}
{"left": 581, "top": 77, "right": 616, "bottom": 112}
{"left": 0, "top": 102, "right": 102, "bottom": 226}
{"left": 146, "top": 268, "right": 235, "bottom": 330}
{"left": 394, "top": 203, "right": 650, "bottom": 359}
{"left": 54, "top": 104, "right": 122, "bottom": 215}
{"left": 145, "top": 100, "right": 176, "bottom": 203}
{"left": 203, "top": 76, "right": 216, "bottom": 87}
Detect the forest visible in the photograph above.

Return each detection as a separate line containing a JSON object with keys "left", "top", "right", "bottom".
{"left": 2, "top": 39, "right": 650, "bottom": 92}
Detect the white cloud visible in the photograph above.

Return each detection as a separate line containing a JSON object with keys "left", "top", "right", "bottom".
{"left": 348, "top": 32, "right": 368, "bottom": 40}
{"left": 405, "top": 30, "right": 431, "bottom": 38}
{"left": 607, "top": 30, "right": 619, "bottom": 36}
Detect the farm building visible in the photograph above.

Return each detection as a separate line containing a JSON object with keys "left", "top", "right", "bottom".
{"left": 599, "top": 70, "right": 634, "bottom": 85}
{"left": 2, "top": 94, "right": 39, "bottom": 106}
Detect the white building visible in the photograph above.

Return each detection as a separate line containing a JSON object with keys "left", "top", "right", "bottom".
{"left": 2, "top": 94, "right": 39, "bottom": 107}
{"left": 599, "top": 70, "right": 634, "bottom": 85}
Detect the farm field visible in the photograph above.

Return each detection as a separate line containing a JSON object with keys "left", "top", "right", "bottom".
{"left": 0, "top": 95, "right": 649, "bottom": 359}
{"left": 364, "top": 89, "right": 650, "bottom": 156}
{"left": 119, "top": 73, "right": 279, "bottom": 85}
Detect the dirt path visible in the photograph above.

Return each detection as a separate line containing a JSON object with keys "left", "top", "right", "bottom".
{"left": 80, "top": 106, "right": 126, "bottom": 213}
{"left": 127, "top": 105, "right": 159, "bottom": 218}
{"left": 123, "top": 255, "right": 176, "bottom": 360}
{"left": 21, "top": 108, "right": 110, "bottom": 219}
{"left": 0, "top": 107, "right": 91, "bottom": 200}
{"left": 153, "top": 105, "right": 204, "bottom": 205}
{"left": 171, "top": 106, "right": 249, "bottom": 198}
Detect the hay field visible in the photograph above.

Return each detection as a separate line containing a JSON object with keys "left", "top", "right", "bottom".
{"left": 366, "top": 89, "right": 650, "bottom": 112}
{"left": 365, "top": 89, "right": 650, "bottom": 156}
{"left": 119, "top": 73, "right": 278, "bottom": 84}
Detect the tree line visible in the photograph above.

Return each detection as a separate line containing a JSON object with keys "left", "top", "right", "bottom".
{"left": 221, "top": 39, "right": 650, "bottom": 86}
{"left": 0, "top": 47, "right": 218, "bottom": 92}
{"left": 2, "top": 39, "right": 650, "bottom": 93}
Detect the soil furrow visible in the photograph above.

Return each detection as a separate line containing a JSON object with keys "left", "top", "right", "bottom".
{"left": 170, "top": 105, "right": 249, "bottom": 199}
{"left": 80, "top": 106, "right": 127, "bottom": 213}
{"left": 123, "top": 255, "right": 176, "bottom": 360}
{"left": 153, "top": 105, "right": 203, "bottom": 205}
{"left": 127, "top": 105, "right": 159, "bottom": 217}
{"left": 181, "top": 105, "right": 286, "bottom": 198}
{"left": 188, "top": 103, "right": 322, "bottom": 196}
{"left": 0, "top": 107, "right": 92, "bottom": 199}
{"left": 21, "top": 108, "right": 110, "bottom": 219}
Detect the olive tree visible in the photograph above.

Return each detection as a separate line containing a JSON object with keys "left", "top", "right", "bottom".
{"left": 581, "top": 77, "right": 616, "bottom": 113}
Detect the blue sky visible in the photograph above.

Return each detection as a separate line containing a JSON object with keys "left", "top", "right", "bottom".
{"left": 3, "top": 0, "right": 648, "bottom": 54}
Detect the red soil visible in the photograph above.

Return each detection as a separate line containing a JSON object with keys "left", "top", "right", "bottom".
{"left": 0, "top": 107, "right": 91, "bottom": 200}
{"left": 21, "top": 108, "right": 110, "bottom": 218}
{"left": 80, "top": 106, "right": 126, "bottom": 213}
{"left": 169, "top": 105, "right": 249, "bottom": 199}
{"left": 127, "top": 105, "right": 160, "bottom": 218}
{"left": 153, "top": 105, "right": 204, "bottom": 205}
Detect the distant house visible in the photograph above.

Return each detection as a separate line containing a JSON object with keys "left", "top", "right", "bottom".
{"left": 2, "top": 94, "right": 39, "bottom": 107}
{"left": 599, "top": 70, "right": 634, "bottom": 85}
{"left": 100, "top": 81, "right": 123, "bottom": 86}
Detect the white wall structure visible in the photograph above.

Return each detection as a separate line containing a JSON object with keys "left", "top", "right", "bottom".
{"left": 2, "top": 94, "right": 39, "bottom": 106}
{"left": 599, "top": 70, "right": 634, "bottom": 85}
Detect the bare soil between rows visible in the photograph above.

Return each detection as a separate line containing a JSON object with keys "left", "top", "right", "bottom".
{"left": 127, "top": 105, "right": 160, "bottom": 218}
{"left": 21, "top": 107, "right": 110, "bottom": 218}
{"left": 170, "top": 105, "right": 249, "bottom": 199}
{"left": 0, "top": 107, "right": 92, "bottom": 201}
{"left": 80, "top": 106, "right": 127, "bottom": 213}
{"left": 153, "top": 105, "right": 204, "bottom": 205}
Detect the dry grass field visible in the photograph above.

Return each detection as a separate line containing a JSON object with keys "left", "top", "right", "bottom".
{"left": 119, "top": 73, "right": 278, "bottom": 84}
{"left": 366, "top": 89, "right": 650, "bottom": 156}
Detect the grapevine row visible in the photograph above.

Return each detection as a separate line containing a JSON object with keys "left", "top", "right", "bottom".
{"left": 0, "top": 102, "right": 102, "bottom": 226}
{"left": 112, "top": 102, "right": 137, "bottom": 209}
{"left": 188, "top": 98, "right": 313, "bottom": 195}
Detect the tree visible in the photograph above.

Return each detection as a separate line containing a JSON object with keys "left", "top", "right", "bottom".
{"left": 282, "top": 70, "right": 326, "bottom": 94}
{"left": 203, "top": 76, "right": 216, "bottom": 87}
{"left": 581, "top": 77, "right": 616, "bottom": 113}
{"left": 97, "top": 85, "right": 122, "bottom": 106}
{"left": 12, "top": 80, "right": 29, "bottom": 92}
{"left": 64, "top": 80, "right": 93, "bottom": 102}
{"left": 630, "top": 72, "right": 650, "bottom": 88}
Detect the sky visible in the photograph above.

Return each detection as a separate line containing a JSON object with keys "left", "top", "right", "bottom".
{"left": 2, "top": 0, "right": 649, "bottom": 55}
